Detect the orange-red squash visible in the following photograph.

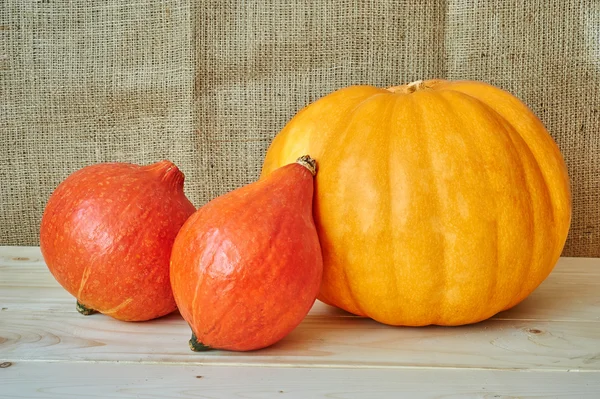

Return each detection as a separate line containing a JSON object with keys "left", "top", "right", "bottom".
{"left": 261, "top": 79, "right": 572, "bottom": 326}
{"left": 170, "top": 156, "right": 323, "bottom": 351}
{"left": 40, "top": 160, "right": 196, "bottom": 321}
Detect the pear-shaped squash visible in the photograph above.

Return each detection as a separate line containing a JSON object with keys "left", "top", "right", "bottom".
{"left": 170, "top": 156, "right": 323, "bottom": 351}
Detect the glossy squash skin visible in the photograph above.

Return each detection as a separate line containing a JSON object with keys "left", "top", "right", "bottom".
{"left": 170, "top": 157, "right": 323, "bottom": 351}
{"left": 261, "top": 79, "right": 571, "bottom": 326}
{"left": 40, "top": 161, "right": 196, "bottom": 321}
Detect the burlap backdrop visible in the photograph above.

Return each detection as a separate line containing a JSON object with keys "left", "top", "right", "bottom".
{"left": 1, "top": 1, "right": 598, "bottom": 256}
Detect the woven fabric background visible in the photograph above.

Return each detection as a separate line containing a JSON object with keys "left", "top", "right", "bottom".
{"left": 1, "top": 1, "right": 599, "bottom": 257}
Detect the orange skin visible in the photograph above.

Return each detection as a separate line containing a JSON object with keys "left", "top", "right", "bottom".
{"left": 170, "top": 159, "right": 323, "bottom": 351}
{"left": 40, "top": 161, "right": 196, "bottom": 321}
{"left": 262, "top": 80, "right": 572, "bottom": 326}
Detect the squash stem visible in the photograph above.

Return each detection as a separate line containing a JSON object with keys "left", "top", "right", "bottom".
{"left": 295, "top": 155, "right": 317, "bottom": 176}
{"left": 76, "top": 301, "right": 97, "bottom": 316}
{"left": 189, "top": 332, "right": 212, "bottom": 352}
{"left": 387, "top": 79, "right": 442, "bottom": 94}
{"left": 405, "top": 80, "right": 426, "bottom": 93}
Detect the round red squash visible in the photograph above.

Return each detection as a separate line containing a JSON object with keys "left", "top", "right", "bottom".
{"left": 170, "top": 156, "right": 323, "bottom": 351}
{"left": 261, "top": 79, "right": 572, "bottom": 326}
{"left": 40, "top": 160, "right": 196, "bottom": 321}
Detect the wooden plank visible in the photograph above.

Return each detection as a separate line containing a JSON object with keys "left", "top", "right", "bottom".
{"left": 0, "top": 247, "right": 350, "bottom": 317}
{"left": 2, "top": 309, "right": 600, "bottom": 371}
{"left": 2, "top": 361, "right": 599, "bottom": 399}
{"left": 2, "top": 246, "right": 600, "bottom": 373}
{"left": 0, "top": 284, "right": 350, "bottom": 318}
{"left": 0, "top": 246, "right": 45, "bottom": 267}
{"left": 2, "top": 247, "right": 599, "bottom": 323}
{"left": 0, "top": 284, "right": 348, "bottom": 320}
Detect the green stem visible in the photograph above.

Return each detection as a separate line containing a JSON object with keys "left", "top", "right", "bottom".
{"left": 76, "top": 301, "right": 97, "bottom": 316}
{"left": 189, "top": 332, "right": 212, "bottom": 352}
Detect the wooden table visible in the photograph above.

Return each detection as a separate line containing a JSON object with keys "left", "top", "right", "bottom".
{"left": 1, "top": 246, "right": 599, "bottom": 398}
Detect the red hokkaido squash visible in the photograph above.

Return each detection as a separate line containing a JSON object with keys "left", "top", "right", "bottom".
{"left": 40, "top": 160, "right": 196, "bottom": 321}
{"left": 170, "top": 156, "right": 322, "bottom": 351}
{"left": 261, "top": 79, "right": 572, "bottom": 326}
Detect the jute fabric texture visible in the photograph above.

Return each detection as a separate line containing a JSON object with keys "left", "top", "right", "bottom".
{"left": 1, "top": 1, "right": 598, "bottom": 256}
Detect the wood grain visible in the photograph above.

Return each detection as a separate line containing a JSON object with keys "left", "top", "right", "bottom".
{"left": 2, "top": 361, "right": 599, "bottom": 399}
{"left": 1, "top": 246, "right": 600, "bottom": 397}
{"left": 2, "top": 248, "right": 599, "bottom": 321}
{"left": 2, "top": 310, "right": 600, "bottom": 370}
{"left": 0, "top": 247, "right": 351, "bottom": 318}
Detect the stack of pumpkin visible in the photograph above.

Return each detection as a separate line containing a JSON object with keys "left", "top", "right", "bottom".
{"left": 39, "top": 80, "right": 572, "bottom": 352}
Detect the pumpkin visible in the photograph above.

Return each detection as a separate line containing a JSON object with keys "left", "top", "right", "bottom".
{"left": 261, "top": 79, "right": 571, "bottom": 326}
{"left": 40, "top": 160, "right": 196, "bottom": 321}
{"left": 170, "top": 156, "right": 323, "bottom": 351}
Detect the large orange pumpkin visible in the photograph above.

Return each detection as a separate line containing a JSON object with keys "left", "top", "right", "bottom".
{"left": 261, "top": 79, "right": 571, "bottom": 326}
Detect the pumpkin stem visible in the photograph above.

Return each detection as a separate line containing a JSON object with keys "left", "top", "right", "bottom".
{"left": 295, "top": 155, "right": 317, "bottom": 176}
{"left": 405, "top": 80, "right": 426, "bottom": 93}
{"left": 387, "top": 79, "right": 442, "bottom": 94}
{"left": 76, "top": 301, "right": 97, "bottom": 316}
{"left": 189, "top": 332, "right": 212, "bottom": 352}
